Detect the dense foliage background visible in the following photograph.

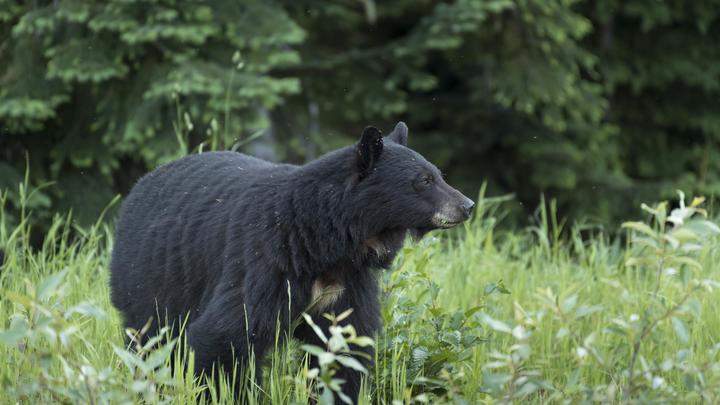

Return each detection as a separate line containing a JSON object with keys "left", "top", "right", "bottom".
{"left": 1, "top": 0, "right": 719, "bottom": 229}
{"left": 2, "top": 2, "right": 720, "bottom": 403}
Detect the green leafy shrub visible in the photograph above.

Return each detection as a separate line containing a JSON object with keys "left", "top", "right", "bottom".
{"left": 300, "top": 310, "right": 374, "bottom": 404}
{"left": 0, "top": 256, "right": 179, "bottom": 403}
{"left": 376, "top": 240, "right": 489, "bottom": 403}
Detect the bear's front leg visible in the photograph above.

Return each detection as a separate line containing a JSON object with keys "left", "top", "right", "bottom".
{"left": 187, "top": 286, "right": 294, "bottom": 399}
{"left": 186, "top": 295, "right": 253, "bottom": 397}
{"left": 295, "top": 271, "right": 381, "bottom": 404}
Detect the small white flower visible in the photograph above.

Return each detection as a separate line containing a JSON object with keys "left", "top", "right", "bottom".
{"left": 629, "top": 314, "right": 640, "bottom": 322}
{"left": 576, "top": 347, "right": 588, "bottom": 359}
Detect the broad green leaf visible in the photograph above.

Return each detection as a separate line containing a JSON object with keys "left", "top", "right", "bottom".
{"left": 480, "top": 313, "right": 512, "bottom": 334}
{"left": 670, "top": 256, "right": 703, "bottom": 270}
{"left": 349, "top": 336, "right": 374, "bottom": 348}
{"left": 145, "top": 340, "right": 176, "bottom": 369}
{"left": 560, "top": 294, "right": 578, "bottom": 313}
{"left": 317, "top": 352, "right": 335, "bottom": 367}
{"left": 302, "top": 313, "right": 327, "bottom": 343}
{"left": 319, "top": 386, "right": 335, "bottom": 404}
{"left": 301, "top": 344, "right": 326, "bottom": 356}
{"left": 113, "top": 346, "right": 148, "bottom": 373}
{"left": 37, "top": 269, "right": 68, "bottom": 301}
{"left": 335, "top": 355, "right": 367, "bottom": 373}
{"left": 671, "top": 317, "right": 689, "bottom": 344}
{"left": 0, "top": 325, "right": 27, "bottom": 345}
{"left": 335, "top": 308, "right": 354, "bottom": 323}
{"left": 575, "top": 305, "right": 603, "bottom": 318}
{"left": 4, "top": 292, "right": 33, "bottom": 309}
{"left": 132, "top": 380, "right": 149, "bottom": 393}
{"left": 65, "top": 302, "right": 107, "bottom": 319}
{"left": 412, "top": 346, "right": 429, "bottom": 369}
{"left": 693, "top": 220, "right": 720, "bottom": 235}
{"left": 690, "top": 196, "right": 705, "bottom": 207}
{"left": 622, "top": 221, "right": 656, "bottom": 238}
{"left": 663, "top": 234, "right": 680, "bottom": 249}
{"left": 670, "top": 227, "right": 700, "bottom": 243}
{"left": 464, "top": 306, "right": 483, "bottom": 318}
{"left": 337, "top": 390, "right": 353, "bottom": 405}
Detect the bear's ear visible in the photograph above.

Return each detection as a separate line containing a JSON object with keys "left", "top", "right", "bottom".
{"left": 385, "top": 121, "right": 408, "bottom": 146}
{"left": 356, "top": 126, "right": 383, "bottom": 180}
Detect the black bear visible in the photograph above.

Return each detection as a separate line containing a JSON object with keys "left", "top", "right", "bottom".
{"left": 110, "top": 122, "right": 474, "bottom": 402}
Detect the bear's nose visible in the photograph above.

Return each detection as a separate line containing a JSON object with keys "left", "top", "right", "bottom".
{"left": 461, "top": 198, "right": 475, "bottom": 219}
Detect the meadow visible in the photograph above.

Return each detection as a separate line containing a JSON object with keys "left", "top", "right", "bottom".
{"left": 1, "top": 187, "right": 719, "bottom": 404}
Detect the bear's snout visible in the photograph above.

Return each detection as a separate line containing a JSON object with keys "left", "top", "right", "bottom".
{"left": 431, "top": 200, "right": 474, "bottom": 228}
{"left": 429, "top": 183, "right": 475, "bottom": 228}
{"left": 460, "top": 197, "right": 475, "bottom": 219}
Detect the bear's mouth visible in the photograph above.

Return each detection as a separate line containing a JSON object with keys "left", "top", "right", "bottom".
{"left": 430, "top": 215, "right": 465, "bottom": 229}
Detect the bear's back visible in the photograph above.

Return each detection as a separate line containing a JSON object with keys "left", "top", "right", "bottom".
{"left": 116, "top": 151, "right": 294, "bottom": 238}
{"left": 110, "top": 151, "right": 297, "bottom": 330}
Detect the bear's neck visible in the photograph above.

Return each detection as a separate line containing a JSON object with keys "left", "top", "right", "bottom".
{"left": 277, "top": 149, "right": 386, "bottom": 276}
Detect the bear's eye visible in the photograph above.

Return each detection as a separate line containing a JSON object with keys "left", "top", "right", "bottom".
{"left": 413, "top": 174, "right": 435, "bottom": 191}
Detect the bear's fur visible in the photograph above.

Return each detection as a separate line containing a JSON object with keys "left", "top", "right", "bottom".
{"left": 110, "top": 122, "right": 474, "bottom": 402}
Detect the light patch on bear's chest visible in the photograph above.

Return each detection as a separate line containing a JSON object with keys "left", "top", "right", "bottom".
{"left": 310, "top": 278, "right": 344, "bottom": 313}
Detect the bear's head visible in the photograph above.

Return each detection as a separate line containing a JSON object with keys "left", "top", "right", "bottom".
{"left": 352, "top": 122, "right": 475, "bottom": 245}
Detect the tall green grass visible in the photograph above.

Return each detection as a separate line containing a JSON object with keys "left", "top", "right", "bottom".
{"left": 1, "top": 187, "right": 719, "bottom": 404}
